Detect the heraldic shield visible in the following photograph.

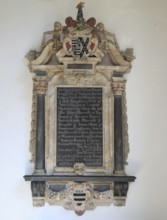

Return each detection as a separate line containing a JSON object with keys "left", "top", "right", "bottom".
{"left": 63, "top": 34, "right": 98, "bottom": 59}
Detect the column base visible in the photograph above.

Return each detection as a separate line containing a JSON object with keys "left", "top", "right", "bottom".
{"left": 114, "top": 170, "right": 126, "bottom": 176}
{"left": 33, "top": 169, "right": 46, "bottom": 175}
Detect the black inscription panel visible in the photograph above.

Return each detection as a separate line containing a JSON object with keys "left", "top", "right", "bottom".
{"left": 57, "top": 87, "right": 103, "bottom": 167}
{"left": 67, "top": 64, "right": 93, "bottom": 69}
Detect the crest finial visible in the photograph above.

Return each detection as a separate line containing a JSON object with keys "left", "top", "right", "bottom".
{"left": 76, "top": 2, "right": 85, "bottom": 21}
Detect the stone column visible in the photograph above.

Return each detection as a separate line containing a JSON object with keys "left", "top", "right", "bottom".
{"left": 112, "top": 76, "right": 126, "bottom": 175}
{"left": 33, "top": 75, "right": 48, "bottom": 174}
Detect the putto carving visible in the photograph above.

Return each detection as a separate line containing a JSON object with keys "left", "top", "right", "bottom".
{"left": 40, "top": 21, "right": 62, "bottom": 52}
{"left": 27, "top": 22, "right": 63, "bottom": 65}
{"left": 26, "top": 2, "right": 135, "bottom": 68}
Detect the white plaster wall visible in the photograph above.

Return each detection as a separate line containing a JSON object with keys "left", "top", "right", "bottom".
{"left": 0, "top": 0, "right": 167, "bottom": 219}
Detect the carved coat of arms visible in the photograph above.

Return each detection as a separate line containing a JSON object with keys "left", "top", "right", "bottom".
{"left": 26, "top": 2, "right": 135, "bottom": 65}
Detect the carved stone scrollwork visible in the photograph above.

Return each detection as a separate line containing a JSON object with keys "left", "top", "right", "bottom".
{"left": 64, "top": 73, "right": 97, "bottom": 86}
{"left": 64, "top": 72, "right": 110, "bottom": 87}
{"left": 114, "top": 182, "right": 128, "bottom": 197}
{"left": 73, "top": 163, "right": 86, "bottom": 175}
{"left": 31, "top": 181, "right": 46, "bottom": 207}
{"left": 65, "top": 182, "right": 94, "bottom": 216}
{"left": 113, "top": 182, "right": 129, "bottom": 207}
{"left": 45, "top": 182, "right": 112, "bottom": 215}
{"left": 65, "top": 182, "right": 112, "bottom": 215}
{"left": 47, "top": 186, "right": 67, "bottom": 200}
{"left": 93, "top": 189, "right": 112, "bottom": 200}
{"left": 31, "top": 181, "right": 45, "bottom": 197}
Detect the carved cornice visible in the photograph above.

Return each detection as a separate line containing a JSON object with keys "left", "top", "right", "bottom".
{"left": 29, "top": 64, "right": 131, "bottom": 75}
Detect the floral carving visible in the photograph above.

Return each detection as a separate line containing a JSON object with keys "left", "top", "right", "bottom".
{"left": 112, "top": 80, "right": 126, "bottom": 95}
{"left": 73, "top": 163, "right": 86, "bottom": 175}
{"left": 33, "top": 81, "right": 48, "bottom": 94}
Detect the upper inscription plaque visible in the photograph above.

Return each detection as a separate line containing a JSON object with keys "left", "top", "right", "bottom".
{"left": 57, "top": 87, "right": 103, "bottom": 167}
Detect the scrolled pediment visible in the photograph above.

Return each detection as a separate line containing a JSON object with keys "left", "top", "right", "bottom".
{"left": 26, "top": 2, "right": 135, "bottom": 71}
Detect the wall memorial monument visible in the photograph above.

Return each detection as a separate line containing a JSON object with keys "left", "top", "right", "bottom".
{"left": 24, "top": 2, "right": 136, "bottom": 215}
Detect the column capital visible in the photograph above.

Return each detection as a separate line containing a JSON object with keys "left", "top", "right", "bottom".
{"left": 112, "top": 77, "right": 126, "bottom": 96}
{"left": 33, "top": 78, "right": 48, "bottom": 95}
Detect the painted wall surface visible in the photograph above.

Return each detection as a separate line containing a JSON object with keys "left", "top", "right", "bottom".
{"left": 0, "top": 0, "right": 167, "bottom": 219}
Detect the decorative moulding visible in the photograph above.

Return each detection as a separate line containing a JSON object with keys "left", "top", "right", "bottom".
{"left": 24, "top": 2, "right": 136, "bottom": 216}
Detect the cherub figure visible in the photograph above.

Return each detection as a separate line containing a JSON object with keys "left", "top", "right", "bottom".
{"left": 96, "top": 22, "right": 130, "bottom": 66}
{"left": 40, "top": 21, "right": 62, "bottom": 51}
{"left": 96, "top": 22, "right": 120, "bottom": 51}
{"left": 29, "top": 22, "right": 62, "bottom": 65}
